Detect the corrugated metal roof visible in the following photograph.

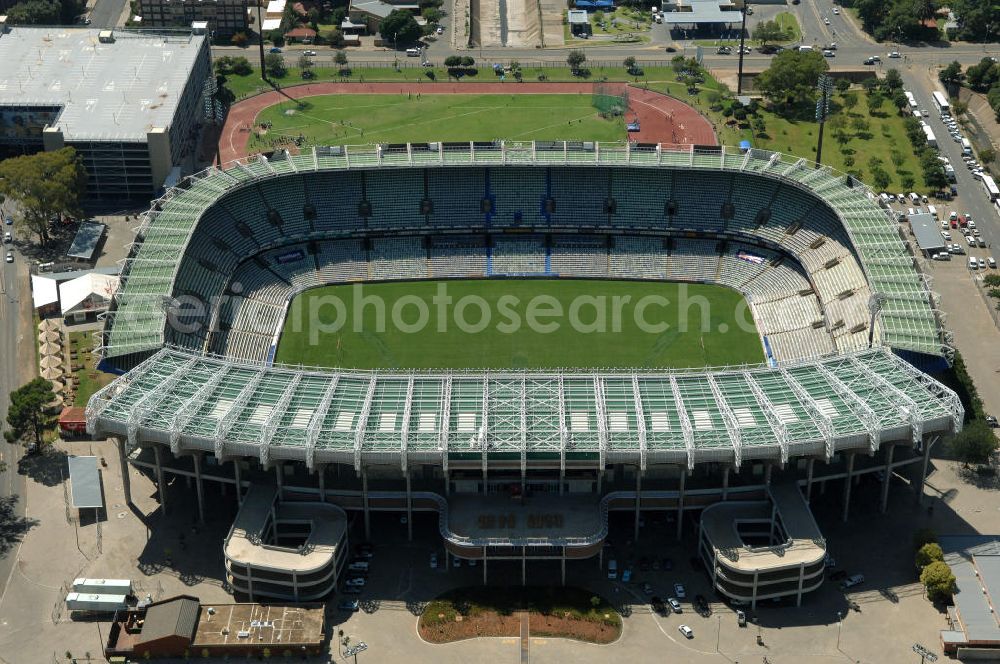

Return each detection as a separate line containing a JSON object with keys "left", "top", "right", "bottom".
{"left": 140, "top": 597, "right": 200, "bottom": 644}
{"left": 68, "top": 455, "right": 103, "bottom": 509}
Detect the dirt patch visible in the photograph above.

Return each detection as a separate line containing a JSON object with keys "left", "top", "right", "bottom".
{"left": 418, "top": 610, "right": 520, "bottom": 643}
{"left": 417, "top": 586, "right": 622, "bottom": 645}
{"left": 529, "top": 612, "right": 620, "bottom": 644}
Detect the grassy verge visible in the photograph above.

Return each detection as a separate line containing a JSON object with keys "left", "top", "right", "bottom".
{"left": 224, "top": 65, "right": 690, "bottom": 99}
{"left": 68, "top": 331, "right": 113, "bottom": 407}
{"left": 420, "top": 586, "right": 621, "bottom": 644}
{"left": 690, "top": 89, "right": 925, "bottom": 192}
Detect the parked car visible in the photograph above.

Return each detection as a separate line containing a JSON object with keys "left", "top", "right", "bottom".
{"left": 840, "top": 574, "right": 865, "bottom": 590}
{"left": 345, "top": 577, "right": 366, "bottom": 587}
{"left": 338, "top": 599, "right": 360, "bottom": 612}
{"left": 979, "top": 258, "right": 987, "bottom": 269}
{"left": 694, "top": 595, "right": 711, "bottom": 617}
{"left": 4, "top": 251, "right": 12, "bottom": 263}
{"left": 986, "top": 415, "right": 998, "bottom": 427}
{"left": 737, "top": 609, "right": 747, "bottom": 627}
{"left": 269, "top": 47, "right": 283, "bottom": 53}
{"left": 667, "top": 597, "right": 682, "bottom": 613}
{"left": 303, "top": 50, "right": 317, "bottom": 56}
{"left": 622, "top": 568, "right": 632, "bottom": 583}
{"left": 888, "top": 51, "right": 901, "bottom": 58}
{"left": 2, "top": 231, "right": 10, "bottom": 243}
{"left": 716, "top": 46, "right": 732, "bottom": 55}
{"left": 429, "top": 552, "right": 438, "bottom": 569}
{"left": 674, "top": 583, "right": 686, "bottom": 599}
{"left": 678, "top": 624, "right": 694, "bottom": 639}
{"left": 989, "top": 257, "right": 997, "bottom": 269}
{"left": 436, "top": 26, "right": 444, "bottom": 34}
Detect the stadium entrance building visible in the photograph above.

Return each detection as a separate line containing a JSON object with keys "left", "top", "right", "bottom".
{"left": 88, "top": 143, "right": 963, "bottom": 602}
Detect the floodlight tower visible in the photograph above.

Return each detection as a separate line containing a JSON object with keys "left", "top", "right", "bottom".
{"left": 814, "top": 73, "right": 833, "bottom": 169}
{"left": 737, "top": 1, "right": 750, "bottom": 95}
{"left": 867, "top": 292, "right": 887, "bottom": 348}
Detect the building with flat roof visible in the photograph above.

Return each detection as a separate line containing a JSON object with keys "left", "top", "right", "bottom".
{"left": 0, "top": 27, "right": 211, "bottom": 199}
{"left": 662, "top": 0, "right": 742, "bottom": 29}
{"left": 939, "top": 536, "right": 1000, "bottom": 657}
{"left": 105, "top": 595, "right": 326, "bottom": 658}
{"left": 137, "top": 0, "right": 250, "bottom": 35}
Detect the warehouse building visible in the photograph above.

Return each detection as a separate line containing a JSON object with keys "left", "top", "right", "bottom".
{"left": 0, "top": 26, "right": 211, "bottom": 199}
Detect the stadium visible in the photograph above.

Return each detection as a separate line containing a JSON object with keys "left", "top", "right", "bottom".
{"left": 86, "top": 141, "right": 963, "bottom": 607}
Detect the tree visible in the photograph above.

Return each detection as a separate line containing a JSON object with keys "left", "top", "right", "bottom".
{"left": 421, "top": 6, "right": 442, "bottom": 23}
{"left": 567, "top": 49, "right": 587, "bottom": 74}
{"left": 232, "top": 57, "right": 253, "bottom": 76}
{"left": 915, "top": 542, "right": 944, "bottom": 570}
{"left": 0, "top": 148, "right": 86, "bottom": 245}
{"left": 980, "top": 147, "right": 995, "bottom": 164}
{"left": 949, "top": 419, "right": 999, "bottom": 466}
{"left": 324, "top": 28, "right": 345, "bottom": 48}
{"left": 923, "top": 161, "right": 948, "bottom": 190}
{"left": 950, "top": 0, "right": 1000, "bottom": 42}
{"left": 752, "top": 19, "right": 785, "bottom": 48}
{"left": 914, "top": 528, "right": 938, "bottom": 550}
{"left": 871, "top": 167, "right": 892, "bottom": 190}
{"left": 835, "top": 78, "right": 851, "bottom": 94}
{"left": 883, "top": 68, "right": 903, "bottom": 91}
{"left": 841, "top": 90, "right": 859, "bottom": 113}
{"left": 891, "top": 88, "right": 909, "bottom": 112}
{"left": 379, "top": 10, "right": 422, "bottom": 46}
{"left": 6, "top": 378, "right": 55, "bottom": 448}
{"left": 966, "top": 58, "right": 999, "bottom": 93}
{"left": 264, "top": 52, "right": 287, "bottom": 78}
{"left": 623, "top": 56, "right": 637, "bottom": 73}
{"left": 866, "top": 90, "right": 885, "bottom": 115}
{"left": 5, "top": 0, "right": 63, "bottom": 25}
{"left": 756, "top": 49, "right": 829, "bottom": 111}
{"left": 952, "top": 100, "right": 968, "bottom": 117}
{"left": 230, "top": 31, "right": 249, "bottom": 47}
{"left": 335, "top": 49, "right": 349, "bottom": 73}
{"left": 298, "top": 55, "right": 314, "bottom": 78}
{"left": 920, "top": 561, "right": 956, "bottom": 603}
{"left": 938, "top": 61, "right": 964, "bottom": 92}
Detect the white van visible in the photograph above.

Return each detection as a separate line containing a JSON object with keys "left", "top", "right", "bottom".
{"left": 406, "top": 47, "right": 421, "bottom": 57}
{"left": 908, "top": 192, "right": 920, "bottom": 204}
{"left": 962, "top": 137, "right": 972, "bottom": 155}
{"left": 927, "top": 205, "right": 937, "bottom": 218}
{"left": 608, "top": 559, "right": 618, "bottom": 579}
{"left": 798, "top": 45, "right": 814, "bottom": 52}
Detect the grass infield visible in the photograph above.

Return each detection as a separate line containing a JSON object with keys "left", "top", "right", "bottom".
{"left": 274, "top": 279, "right": 764, "bottom": 370}
{"left": 249, "top": 93, "right": 626, "bottom": 149}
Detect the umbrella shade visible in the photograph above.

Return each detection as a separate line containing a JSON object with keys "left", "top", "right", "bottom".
{"left": 49, "top": 380, "right": 65, "bottom": 393}
{"left": 39, "top": 341, "right": 61, "bottom": 356}
{"left": 46, "top": 394, "right": 64, "bottom": 408}
{"left": 40, "top": 355, "right": 63, "bottom": 369}
{"left": 40, "top": 366, "right": 63, "bottom": 380}
{"left": 38, "top": 330, "right": 60, "bottom": 344}
{"left": 38, "top": 319, "right": 58, "bottom": 332}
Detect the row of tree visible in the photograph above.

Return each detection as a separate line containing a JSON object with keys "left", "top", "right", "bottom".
{"left": 913, "top": 530, "right": 955, "bottom": 604}
{"left": 940, "top": 58, "right": 1000, "bottom": 123}
{"left": 842, "top": 0, "right": 997, "bottom": 43}
{"left": 2, "top": 0, "right": 83, "bottom": 25}
{"left": 0, "top": 148, "right": 87, "bottom": 246}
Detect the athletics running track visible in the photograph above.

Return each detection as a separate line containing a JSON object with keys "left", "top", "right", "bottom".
{"left": 218, "top": 82, "right": 717, "bottom": 164}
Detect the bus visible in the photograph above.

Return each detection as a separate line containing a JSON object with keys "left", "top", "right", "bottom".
{"left": 932, "top": 91, "right": 950, "bottom": 116}
{"left": 904, "top": 91, "right": 918, "bottom": 110}
{"left": 983, "top": 175, "right": 999, "bottom": 201}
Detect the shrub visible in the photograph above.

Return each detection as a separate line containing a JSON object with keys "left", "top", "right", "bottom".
{"left": 915, "top": 542, "right": 944, "bottom": 570}
{"left": 920, "top": 561, "right": 956, "bottom": 603}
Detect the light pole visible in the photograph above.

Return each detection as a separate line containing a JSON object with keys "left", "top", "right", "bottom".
{"left": 737, "top": 0, "right": 750, "bottom": 95}
{"left": 814, "top": 73, "right": 833, "bottom": 169}
{"left": 256, "top": 0, "right": 267, "bottom": 77}
{"left": 867, "top": 292, "right": 887, "bottom": 348}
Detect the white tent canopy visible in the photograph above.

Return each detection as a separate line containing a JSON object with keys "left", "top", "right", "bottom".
{"left": 60, "top": 273, "right": 119, "bottom": 317}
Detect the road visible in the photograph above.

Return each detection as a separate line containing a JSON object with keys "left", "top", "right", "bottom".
{"left": 87, "top": 0, "right": 127, "bottom": 29}
{"left": 0, "top": 212, "right": 29, "bottom": 607}
{"left": 213, "top": 0, "right": 998, "bottom": 72}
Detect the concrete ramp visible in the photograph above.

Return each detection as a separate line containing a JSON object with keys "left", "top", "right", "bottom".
{"left": 539, "top": 0, "right": 565, "bottom": 46}
{"left": 475, "top": 0, "right": 542, "bottom": 47}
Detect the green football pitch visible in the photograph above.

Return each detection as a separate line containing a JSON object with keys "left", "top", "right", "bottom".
{"left": 249, "top": 94, "right": 626, "bottom": 149}
{"left": 274, "top": 280, "right": 764, "bottom": 370}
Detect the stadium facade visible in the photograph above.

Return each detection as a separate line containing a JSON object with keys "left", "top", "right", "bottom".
{"left": 0, "top": 26, "right": 211, "bottom": 199}
{"left": 88, "top": 143, "right": 963, "bottom": 605}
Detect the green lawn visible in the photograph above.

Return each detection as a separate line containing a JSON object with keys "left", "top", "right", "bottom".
{"left": 68, "top": 331, "right": 113, "bottom": 406}
{"left": 274, "top": 280, "right": 763, "bottom": 370}
{"left": 251, "top": 93, "right": 626, "bottom": 149}
{"left": 715, "top": 91, "right": 927, "bottom": 192}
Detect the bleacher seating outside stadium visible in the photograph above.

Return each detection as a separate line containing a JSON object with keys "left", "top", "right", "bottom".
{"left": 103, "top": 144, "right": 946, "bottom": 372}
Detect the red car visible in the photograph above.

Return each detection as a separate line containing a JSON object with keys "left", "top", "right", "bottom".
{"left": 950, "top": 220, "right": 958, "bottom": 229}
{"left": 958, "top": 215, "right": 968, "bottom": 227}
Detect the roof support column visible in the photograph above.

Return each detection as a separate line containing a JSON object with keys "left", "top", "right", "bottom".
{"left": 722, "top": 464, "right": 730, "bottom": 501}
{"left": 154, "top": 444, "right": 168, "bottom": 514}
{"left": 880, "top": 443, "right": 896, "bottom": 514}
{"left": 317, "top": 464, "right": 326, "bottom": 503}
{"left": 805, "top": 457, "right": 815, "bottom": 503}
{"left": 193, "top": 451, "right": 205, "bottom": 524}
{"left": 234, "top": 458, "right": 243, "bottom": 506}
{"left": 362, "top": 466, "right": 371, "bottom": 541}
{"left": 634, "top": 467, "right": 642, "bottom": 543}
{"left": 406, "top": 469, "right": 413, "bottom": 542}
{"left": 676, "top": 466, "right": 686, "bottom": 541}
{"left": 116, "top": 436, "right": 132, "bottom": 507}
{"left": 841, "top": 451, "right": 855, "bottom": 523}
